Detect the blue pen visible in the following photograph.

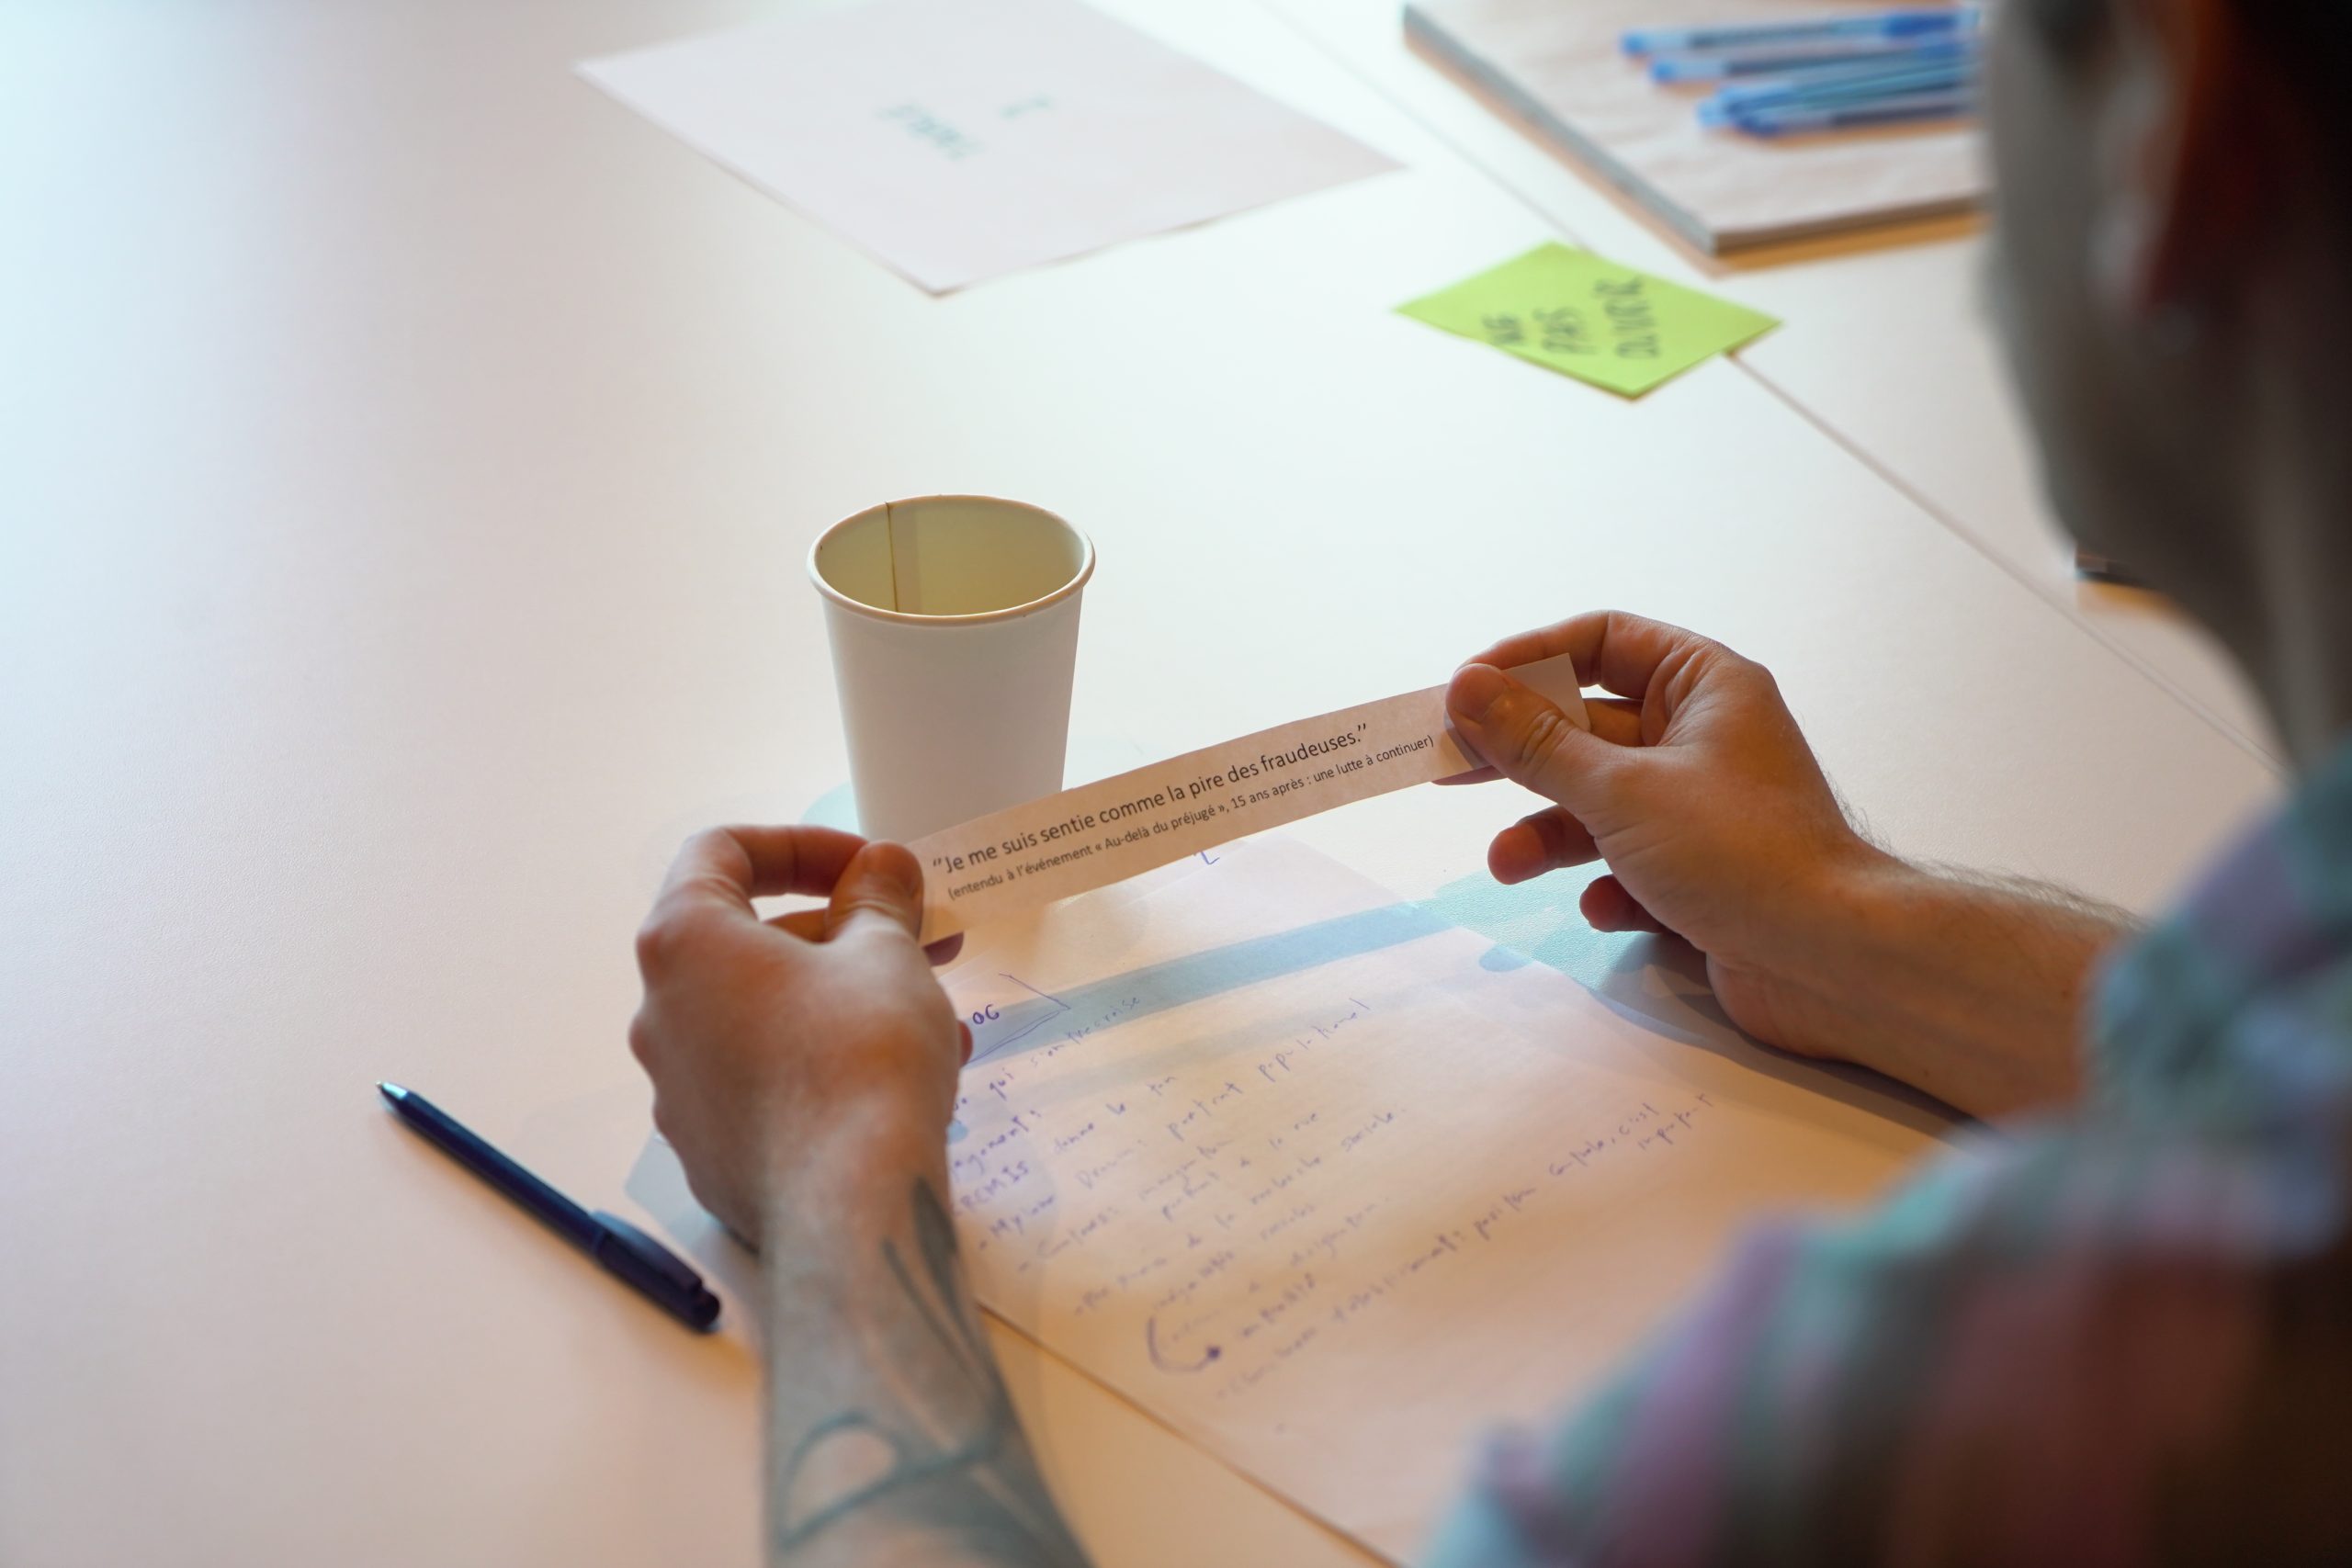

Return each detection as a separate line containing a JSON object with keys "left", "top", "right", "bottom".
{"left": 1625, "top": 6, "right": 1979, "bottom": 59}
{"left": 1724, "top": 88, "right": 1976, "bottom": 136}
{"left": 1710, "top": 53, "right": 1971, "bottom": 94}
{"left": 379, "top": 1081, "right": 722, "bottom": 1332}
{"left": 1649, "top": 37, "right": 1971, "bottom": 84}
{"left": 1702, "top": 56, "right": 1974, "bottom": 118}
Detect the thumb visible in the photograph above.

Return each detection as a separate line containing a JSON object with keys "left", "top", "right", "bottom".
{"left": 826, "top": 840, "right": 926, "bottom": 944}
{"left": 1447, "top": 663, "right": 1617, "bottom": 815}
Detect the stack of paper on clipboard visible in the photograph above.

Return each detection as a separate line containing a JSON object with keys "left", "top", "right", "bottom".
{"left": 1405, "top": 0, "right": 1985, "bottom": 254}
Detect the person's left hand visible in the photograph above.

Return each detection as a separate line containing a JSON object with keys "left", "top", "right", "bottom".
{"left": 628, "top": 826, "right": 969, "bottom": 1246}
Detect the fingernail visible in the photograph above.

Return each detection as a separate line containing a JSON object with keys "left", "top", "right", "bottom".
{"left": 1449, "top": 663, "right": 1509, "bottom": 724}
{"left": 868, "top": 842, "right": 922, "bottom": 899}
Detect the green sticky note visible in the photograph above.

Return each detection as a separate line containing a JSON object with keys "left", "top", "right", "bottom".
{"left": 1397, "top": 243, "right": 1780, "bottom": 398}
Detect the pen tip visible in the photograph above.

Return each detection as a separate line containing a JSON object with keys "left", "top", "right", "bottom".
{"left": 378, "top": 1081, "right": 407, "bottom": 1104}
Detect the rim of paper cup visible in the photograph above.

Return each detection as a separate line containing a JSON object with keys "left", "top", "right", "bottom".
{"left": 807, "top": 495, "right": 1096, "bottom": 626}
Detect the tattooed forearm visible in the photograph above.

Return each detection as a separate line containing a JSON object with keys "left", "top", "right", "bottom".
{"left": 767, "top": 1178, "right": 1092, "bottom": 1567}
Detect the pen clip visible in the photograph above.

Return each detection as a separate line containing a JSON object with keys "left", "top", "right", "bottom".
{"left": 592, "top": 1210, "right": 722, "bottom": 1329}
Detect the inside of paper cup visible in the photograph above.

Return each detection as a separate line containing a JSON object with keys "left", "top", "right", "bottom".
{"left": 815, "top": 498, "right": 1087, "bottom": 617}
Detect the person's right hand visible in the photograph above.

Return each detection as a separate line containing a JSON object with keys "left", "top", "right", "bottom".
{"left": 1444, "top": 612, "right": 1896, "bottom": 1062}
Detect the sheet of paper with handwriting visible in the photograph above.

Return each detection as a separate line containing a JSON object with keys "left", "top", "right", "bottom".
{"left": 578, "top": 0, "right": 1397, "bottom": 293}
{"left": 940, "top": 836, "right": 1949, "bottom": 1560}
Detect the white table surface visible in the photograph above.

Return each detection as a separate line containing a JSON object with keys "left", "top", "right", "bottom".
{"left": 0, "top": 3, "right": 2284, "bottom": 1566}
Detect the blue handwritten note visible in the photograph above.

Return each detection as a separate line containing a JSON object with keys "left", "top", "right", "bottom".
{"left": 932, "top": 836, "right": 1940, "bottom": 1559}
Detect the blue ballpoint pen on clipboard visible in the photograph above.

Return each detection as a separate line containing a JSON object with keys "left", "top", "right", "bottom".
{"left": 1699, "top": 58, "right": 1973, "bottom": 127}
{"left": 1702, "top": 58, "right": 1972, "bottom": 115}
{"left": 1647, "top": 36, "right": 1967, "bottom": 83}
{"left": 1623, "top": 6, "right": 1982, "bottom": 59}
{"left": 1724, "top": 90, "right": 1977, "bottom": 136}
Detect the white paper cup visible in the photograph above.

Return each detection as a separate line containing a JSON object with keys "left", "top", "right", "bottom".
{"left": 809, "top": 496, "right": 1094, "bottom": 842}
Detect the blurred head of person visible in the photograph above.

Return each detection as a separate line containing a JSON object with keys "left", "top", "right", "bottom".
{"left": 1987, "top": 0, "right": 2352, "bottom": 762}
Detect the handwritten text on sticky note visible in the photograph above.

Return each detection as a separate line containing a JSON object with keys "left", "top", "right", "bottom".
{"left": 1397, "top": 243, "right": 1779, "bottom": 397}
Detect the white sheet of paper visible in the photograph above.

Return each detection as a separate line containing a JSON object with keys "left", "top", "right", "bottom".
{"left": 939, "top": 836, "right": 1951, "bottom": 1560}
{"left": 908, "top": 652, "right": 1589, "bottom": 942}
{"left": 577, "top": 0, "right": 1399, "bottom": 292}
